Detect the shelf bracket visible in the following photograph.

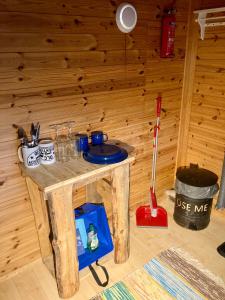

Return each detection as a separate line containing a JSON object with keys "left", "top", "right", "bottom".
{"left": 197, "top": 12, "right": 207, "bottom": 40}
{"left": 194, "top": 7, "right": 225, "bottom": 40}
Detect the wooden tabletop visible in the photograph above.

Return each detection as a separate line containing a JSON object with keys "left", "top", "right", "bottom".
{"left": 20, "top": 156, "right": 135, "bottom": 193}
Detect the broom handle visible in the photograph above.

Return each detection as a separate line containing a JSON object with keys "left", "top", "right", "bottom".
{"left": 151, "top": 96, "right": 161, "bottom": 192}
{"left": 150, "top": 96, "right": 161, "bottom": 210}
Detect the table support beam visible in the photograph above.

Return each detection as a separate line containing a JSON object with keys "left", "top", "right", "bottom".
{"left": 25, "top": 177, "right": 52, "bottom": 259}
{"left": 86, "top": 182, "right": 102, "bottom": 203}
{"left": 111, "top": 164, "right": 130, "bottom": 263}
{"left": 48, "top": 185, "right": 79, "bottom": 298}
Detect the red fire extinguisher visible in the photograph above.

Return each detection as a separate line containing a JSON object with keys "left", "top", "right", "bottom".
{"left": 160, "top": 8, "right": 176, "bottom": 58}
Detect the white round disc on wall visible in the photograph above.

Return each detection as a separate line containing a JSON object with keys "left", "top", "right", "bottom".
{"left": 116, "top": 3, "right": 137, "bottom": 33}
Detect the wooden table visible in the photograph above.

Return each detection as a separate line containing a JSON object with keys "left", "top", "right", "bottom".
{"left": 21, "top": 156, "right": 134, "bottom": 298}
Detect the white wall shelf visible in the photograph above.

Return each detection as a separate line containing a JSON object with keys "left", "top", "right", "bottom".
{"left": 194, "top": 7, "right": 225, "bottom": 40}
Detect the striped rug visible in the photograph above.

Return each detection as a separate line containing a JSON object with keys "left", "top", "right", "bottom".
{"left": 90, "top": 248, "right": 225, "bottom": 300}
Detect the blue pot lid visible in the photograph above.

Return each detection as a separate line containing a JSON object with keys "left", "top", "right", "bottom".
{"left": 83, "top": 144, "right": 128, "bottom": 164}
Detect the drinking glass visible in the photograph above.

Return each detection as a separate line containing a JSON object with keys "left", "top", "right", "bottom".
{"left": 69, "top": 133, "right": 80, "bottom": 158}
{"left": 50, "top": 123, "right": 69, "bottom": 162}
{"left": 49, "top": 124, "right": 59, "bottom": 161}
{"left": 66, "top": 121, "right": 79, "bottom": 159}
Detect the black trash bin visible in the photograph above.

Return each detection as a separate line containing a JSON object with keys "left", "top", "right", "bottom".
{"left": 174, "top": 164, "right": 219, "bottom": 231}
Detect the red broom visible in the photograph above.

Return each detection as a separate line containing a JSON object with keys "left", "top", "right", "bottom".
{"left": 136, "top": 96, "right": 168, "bottom": 227}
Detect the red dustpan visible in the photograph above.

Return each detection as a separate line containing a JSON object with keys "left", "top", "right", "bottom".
{"left": 136, "top": 96, "right": 168, "bottom": 228}
{"left": 136, "top": 188, "right": 168, "bottom": 227}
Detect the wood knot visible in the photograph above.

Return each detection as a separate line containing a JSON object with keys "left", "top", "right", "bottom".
{"left": 46, "top": 38, "right": 53, "bottom": 43}
{"left": 17, "top": 64, "right": 24, "bottom": 71}
{"left": 110, "top": 0, "right": 116, "bottom": 7}
{"left": 74, "top": 19, "right": 81, "bottom": 25}
{"left": 46, "top": 91, "right": 53, "bottom": 96}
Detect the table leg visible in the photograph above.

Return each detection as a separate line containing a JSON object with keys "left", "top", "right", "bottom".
{"left": 111, "top": 163, "right": 130, "bottom": 264}
{"left": 25, "top": 177, "right": 52, "bottom": 259}
{"left": 48, "top": 184, "right": 79, "bottom": 298}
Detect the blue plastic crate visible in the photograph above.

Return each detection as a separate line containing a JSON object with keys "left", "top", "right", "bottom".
{"left": 74, "top": 203, "right": 114, "bottom": 271}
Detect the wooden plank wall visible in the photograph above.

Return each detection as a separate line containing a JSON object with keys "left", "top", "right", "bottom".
{"left": 179, "top": 0, "right": 225, "bottom": 178}
{"left": 0, "top": 0, "right": 189, "bottom": 277}
{"left": 186, "top": 25, "right": 225, "bottom": 176}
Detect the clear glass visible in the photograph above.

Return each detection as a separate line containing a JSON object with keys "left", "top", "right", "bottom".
{"left": 50, "top": 123, "right": 68, "bottom": 162}
{"left": 67, "top": 121, "right": 79, "bottom": 159}
{"left": 49, "top": 124, "right": 60, "bottom": 161}
{"left": 50, "top": 121, "right": 78, "bottom": 162}
{"left": 69, "top": 133, "right": 80, "bottom": 158}
{"left": 57, "top": 135, "right": 69, "bottom": 162}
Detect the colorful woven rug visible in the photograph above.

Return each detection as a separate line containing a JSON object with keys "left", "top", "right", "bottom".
{"left": 90, "top": 248, "right": 225, "bottom": 300}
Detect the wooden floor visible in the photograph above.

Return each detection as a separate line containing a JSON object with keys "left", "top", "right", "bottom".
{"left": 0, "top": 197, "right": 225, "bottom": 300}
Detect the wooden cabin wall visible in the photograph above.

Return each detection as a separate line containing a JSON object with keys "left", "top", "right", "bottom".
{"left": 177, "top": 0, "right": 225, "bottom": 179}
{"left": 0, "top": 0, "right": 189, "bottom": 277}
